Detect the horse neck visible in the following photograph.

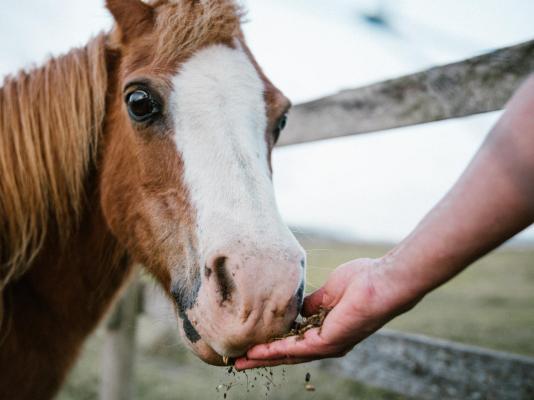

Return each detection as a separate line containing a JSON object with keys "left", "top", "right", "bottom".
{"left": 0, "top": 176, "right": 133, "bottom": 399}
{"left": 0, "top": 36, "right": 133, "bottom": 400}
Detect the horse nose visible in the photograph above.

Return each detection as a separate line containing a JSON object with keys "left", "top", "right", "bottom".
{"left": 198, "top": 251, "right": 306, "bottom": 357}
{"left": 204, "top": 252, "right": 305, "bottom": 307}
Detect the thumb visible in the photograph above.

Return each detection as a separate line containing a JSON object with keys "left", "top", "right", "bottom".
{"left": 301, "top": 287, "right": 325, "bottom": 317}
{"left": 302, "top": 262, "right": 359, "bottom": 317}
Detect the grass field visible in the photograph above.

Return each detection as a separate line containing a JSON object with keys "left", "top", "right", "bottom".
{"left": 58, "top": 241, "right": 534, "bottom": 399}
{"left": 304, "top": 241, "right": 534, "bottom": 356}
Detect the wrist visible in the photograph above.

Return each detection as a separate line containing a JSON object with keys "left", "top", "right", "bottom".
{"left": 371, "top": 251, "right": 427, "bottom": 318}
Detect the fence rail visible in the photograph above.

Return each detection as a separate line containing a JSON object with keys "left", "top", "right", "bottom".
{"left": 319, "top": 329, "right": 534, "bottom": 400}
{"left": 280, "top": 40, "right": 534, "bottom": 146}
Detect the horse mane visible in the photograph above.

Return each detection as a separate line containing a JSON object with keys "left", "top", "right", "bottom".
{"left": 0, "top": 34, "right": 108, "bottom": 290}
{"left": 151, "top": 0, "right": 244, "bottom": 65}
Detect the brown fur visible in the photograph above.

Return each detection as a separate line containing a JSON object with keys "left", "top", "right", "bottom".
{"left": 107, "top": 0, "right": 243, "bottom": 76}
{"left": 0, "top": 34, "right": 108, "bottom": 301}
{"left": 0, "top": 1, "right": 289, "bottom": 398}
{"left": 0, "top": 33, "right": 128, "bottom": 399}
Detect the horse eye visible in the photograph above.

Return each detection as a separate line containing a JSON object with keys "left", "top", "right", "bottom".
{"left": 273, "top": 114, "right": 288, "bottom": 143}
{"left": 278, "top": 114, "right": 288, "bottom": 131}
{"left": 126, "top": 89, "right": 161, "bottom": 122}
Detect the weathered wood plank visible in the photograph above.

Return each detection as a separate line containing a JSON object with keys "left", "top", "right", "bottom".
{"left": 100, "top": 274, "right": 142, "bottom": 400}
{"left": 319, "top": 329, "right": 534, "bottom": 400}
{"left": 279, "top": 40, "right": 534, "bottom": 146}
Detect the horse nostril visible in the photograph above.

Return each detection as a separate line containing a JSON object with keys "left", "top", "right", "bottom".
{"left": 210, "top": 256, "right": 235, "bottom": 304}
{"left": 295, "top": 279, "right": 305, "bottom": 313}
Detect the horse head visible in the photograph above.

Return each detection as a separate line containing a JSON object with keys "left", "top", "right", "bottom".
{"left": 100, "top": 0, "right": 306, "bottom": 364}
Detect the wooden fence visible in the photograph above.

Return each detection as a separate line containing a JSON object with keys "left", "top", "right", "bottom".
{"left": 320, "top": 330, "right": 534, "bottom": 400}
{"left": 280, "top": 39, "right": 534, "bottom": 146}
{"left": 101, "top": 40, "right": 534, "bottom": 400}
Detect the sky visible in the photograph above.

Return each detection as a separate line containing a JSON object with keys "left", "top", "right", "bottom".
{"left": 1, "top": 0, "right": 533, "bottom": 243}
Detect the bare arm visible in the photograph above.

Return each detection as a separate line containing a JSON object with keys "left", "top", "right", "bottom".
{"left": 384, "top": 74, "right": 534, "bottom": 305}
{"left": 236, "top": 75, "right": 534, "bottom": 369}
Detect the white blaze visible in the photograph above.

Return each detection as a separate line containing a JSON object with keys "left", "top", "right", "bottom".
{"left": 170, "top": 44, "right": 303, "bottom": 267}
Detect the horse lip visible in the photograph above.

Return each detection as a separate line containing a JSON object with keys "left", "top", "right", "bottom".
{"left": 191, "top": 341, "right": 232, "bottom": 366}
{"left": 190, "top": 335, "right": 246, "bottom": 365}
{"left": 175, "top": 315, "right": 234, "bottom": 365}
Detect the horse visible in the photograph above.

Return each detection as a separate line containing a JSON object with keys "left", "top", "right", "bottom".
{"left": 0, "top": 1, "right": 306, "bottom": 398}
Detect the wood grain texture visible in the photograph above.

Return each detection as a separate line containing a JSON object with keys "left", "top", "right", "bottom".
{"left": 279, "top": 40, "right": 534, "bottom": 146}
{"left": 100, "top": 274, "right": 142, "bottom": 400}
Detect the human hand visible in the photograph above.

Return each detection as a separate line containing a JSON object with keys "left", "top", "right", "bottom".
{"left": 235, "top": 257, "right": 411, "bottom": 370}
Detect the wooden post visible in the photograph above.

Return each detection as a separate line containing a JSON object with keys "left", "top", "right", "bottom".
{"left": 100, "top": 275, "right": 142, "bottom": 400}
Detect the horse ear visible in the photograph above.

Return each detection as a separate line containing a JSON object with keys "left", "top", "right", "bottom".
{"left": 106, "top": 0, "right": 155, "bottom": 43}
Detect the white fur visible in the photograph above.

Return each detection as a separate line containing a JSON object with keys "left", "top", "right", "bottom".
{"left": 170, "top": 44, "right": 304, "bottom": 280}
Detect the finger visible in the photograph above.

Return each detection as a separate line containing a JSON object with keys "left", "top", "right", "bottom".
{"left": 235, "top": 356, "right": 313, "bottom": 370}
{"left": 301, "top": 287, "right": 326, "bottom": 317}
{"left": 246, "top": 328, "right": 333, "bottom": 360}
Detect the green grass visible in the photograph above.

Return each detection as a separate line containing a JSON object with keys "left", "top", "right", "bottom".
{"left": 58, "top": 242, "right": 534, "bottom": 399}
{"left": 305, "top": 242, "right": 534, "bottom": 356}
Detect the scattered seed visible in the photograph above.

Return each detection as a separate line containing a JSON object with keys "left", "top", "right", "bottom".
{"left": 305, "top": 384, "right": 316, "bottom": 392}
{"left": 273, "top": 307, "right": 329, "bottom": 340}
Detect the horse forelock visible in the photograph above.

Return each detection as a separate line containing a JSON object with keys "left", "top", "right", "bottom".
{"left": 154, "top": 0, "right": 244, "bottom": 55}
{"left": 115, "top": 0, "right": 245, "bottom": 75}
{"left": 0, "top": 34, "right": 108, "bottom": 289}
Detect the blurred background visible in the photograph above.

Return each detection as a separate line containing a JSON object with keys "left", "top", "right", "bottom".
{"left": 1, "top": 1, "right": 533, "bottom": 399}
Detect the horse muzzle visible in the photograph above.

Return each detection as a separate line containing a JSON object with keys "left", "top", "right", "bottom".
{"left": 173, "top": 248, "right": 306, "bottom": 364}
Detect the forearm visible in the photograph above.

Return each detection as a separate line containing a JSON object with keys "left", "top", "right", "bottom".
{"left": 382, "top": 75, "right": 534, "bottom": 309}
